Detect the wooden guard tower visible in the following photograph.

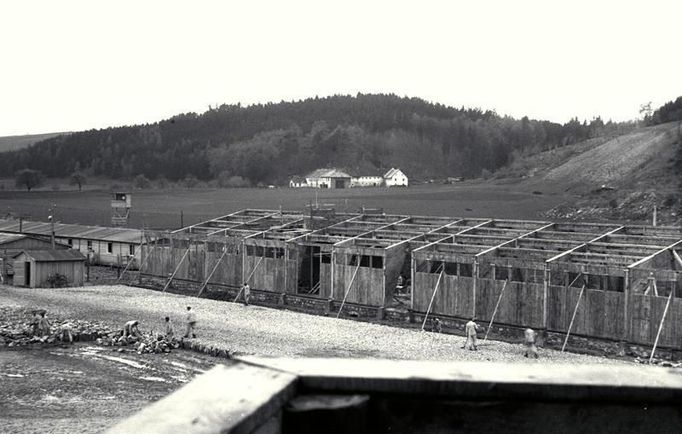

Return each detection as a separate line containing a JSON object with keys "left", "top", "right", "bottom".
{"left": 111, "top": 192, "right": 132, "bottom": 227}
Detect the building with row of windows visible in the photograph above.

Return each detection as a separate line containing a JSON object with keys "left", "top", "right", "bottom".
{"left": 290, "top": 168, "right": 409, "bottom": 188}
{"left": 0, "top": 219, "right": 142, "bottom": 268}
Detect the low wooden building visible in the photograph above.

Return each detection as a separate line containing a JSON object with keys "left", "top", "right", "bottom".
{"left": 0, "top": 219, "right": 143, "bottom": 269}
{"left": 12, "top": 250, "right": 86, "bottom": 288}
{"left": 0, "top": 233, "right": 70, "bottom": 283}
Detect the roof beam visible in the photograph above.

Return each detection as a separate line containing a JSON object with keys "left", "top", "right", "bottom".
{"left": 627, "top": 240, "right": 682, "bottom": 269}
{"left": 171, "top": 210, "right": 243, "bottom": 234}
{"left": 333, "top": 217, "right": 412, "bottom": 247}
{"left": 475, "top": 223, "right": 555, "bottom": 258}
{"left": 207, "top": 212, "right": 280, "bottom": 236}
{"left": 386, "top": 218, "right": 466, "bottom": 249}
{"left": 546, "top": 226, "right": 625, "bottom": 264}
{"left": 285, "top": 215, "right": 365, "bottom": 243}
{"left": 412, "top": 220, "right": 494, "bottom": 254}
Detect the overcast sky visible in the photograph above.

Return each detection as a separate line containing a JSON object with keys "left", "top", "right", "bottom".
{"left": 1, "top": 0, "right": 681, "bottom": 136}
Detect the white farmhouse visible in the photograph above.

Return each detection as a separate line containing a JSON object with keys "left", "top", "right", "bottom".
{"left": 351, "top": 175, "right": 384, "bottom": 187}
{"left": 383, "top": 168, "right": 408, "bottom": 187}
{"left": 305, "top": 168, "right": 352, "bottom": 189}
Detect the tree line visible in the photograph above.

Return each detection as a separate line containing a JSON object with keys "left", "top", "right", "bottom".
{"left": 2, "top": 93, "right": 633, "bottom": 187}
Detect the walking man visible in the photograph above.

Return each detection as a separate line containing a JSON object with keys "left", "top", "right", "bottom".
{"left": 462, "top": 317, "right": 482, "bottom": 351}
{"left": 184, "top": 306, "right": 197, "bottom": 338}
{"left": 524, "top": 327, "right": 539, "bottom": 359}
{"left": 242, "top": 282, "right": 251, "bottom": 306}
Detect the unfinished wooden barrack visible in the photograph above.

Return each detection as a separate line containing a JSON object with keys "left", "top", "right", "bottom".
{"left": 141, "top": 209, "right": 682, "bottom": 351}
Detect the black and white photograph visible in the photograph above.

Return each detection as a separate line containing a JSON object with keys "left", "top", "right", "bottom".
{"left": 1, "top": 1, "right": 681, "bottom": 433}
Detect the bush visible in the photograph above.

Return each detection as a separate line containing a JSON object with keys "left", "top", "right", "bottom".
{"left": 155, "top": 176, "right": 170, "bottom": 189}
{"left": 133, "top": 174, "right": 151, "bottom": 190}
{"left": 46, "top": 273, "right": 68, "bottom": 288}
{"left": 221, "top": 175, "right": 250, "bottom": 188}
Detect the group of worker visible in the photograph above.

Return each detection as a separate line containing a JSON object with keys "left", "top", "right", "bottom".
{"left": 30, "top": 310, "right": 74, "bottom": 343}
{"left": 429, "top": 316, "right": 539, "bottom": 358}
{"left": 122, "top": 306, "right": 199, "bottom": 341}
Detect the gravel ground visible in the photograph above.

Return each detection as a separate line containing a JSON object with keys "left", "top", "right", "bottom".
{"left": 0, "top": 284, "right": 630, "bottom": 366}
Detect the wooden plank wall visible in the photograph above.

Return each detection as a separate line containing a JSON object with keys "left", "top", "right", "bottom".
{"left": 630, "top": 295, "right": 681, "bottom": 348}
{"left": 412, "top": 273, "right": 474, "bottom": 318}
{"left": 547, "top": 285, "right": 624, "bottom": 339}
{"left": 35, "top": 261, "right": 84, "bottom": 287}
{"left": 244, "top": 254, "right": 285, "bottom": 292}
{"left": 333, "top": 263, "right": 384, "bottom": 306}
{"left": 476, "top": 279, "right": 544, "bottom": 328}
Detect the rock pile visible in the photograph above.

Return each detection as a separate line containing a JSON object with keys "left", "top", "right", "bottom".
{"left": 0, "top": 307, "right": 114, "bottom": 347}
{"left": 96, "top": 333, "right": 181, "bottom": 354}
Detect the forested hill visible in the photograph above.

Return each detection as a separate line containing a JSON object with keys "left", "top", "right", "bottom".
{"left": 0, "top": 94, "right": 630, "bottom": 184}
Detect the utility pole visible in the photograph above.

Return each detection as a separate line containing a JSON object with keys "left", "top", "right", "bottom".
{"left": 48, "top": 203, "right": 56, "bottom": 249}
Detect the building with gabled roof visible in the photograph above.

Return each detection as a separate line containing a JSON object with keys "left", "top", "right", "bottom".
{"left": 384, "top": 168, "right": 408, "bottom": 187}
{"left": 304, "top": 168, "right": 352, "bottom": 189}
{"left": 12, "top": 249, "right": 85, "bottom": 287}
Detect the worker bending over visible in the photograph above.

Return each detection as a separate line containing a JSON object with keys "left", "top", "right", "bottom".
{"left": 123, "top": 320, "right": 141, "bottom": 338}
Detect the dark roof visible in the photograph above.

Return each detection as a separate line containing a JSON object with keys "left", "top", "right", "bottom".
{"left": 13, "top": 249, "right": 86, "bottom": 262}
{"left": 0, "top": 233, "right": 27, "bottom": 245}
{"left": 0, "top": 219, "right": 142, "bottom": 243}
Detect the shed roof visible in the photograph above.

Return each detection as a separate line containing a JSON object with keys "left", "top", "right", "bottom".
{"left": 13, "top": 249, "right": 86, "bottom": 262}
{"left": 0, "top": 219, "right": 142, "bottom": 243}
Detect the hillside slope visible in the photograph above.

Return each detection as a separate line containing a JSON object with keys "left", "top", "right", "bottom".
{"left": 501, "top": 122, "right": 681, "bottom": 224}
{"left": 543, "top": 122, "right": 679, "bottom": 190}
{"left": 0, "top": 132, "right": 66, "bottom": 153}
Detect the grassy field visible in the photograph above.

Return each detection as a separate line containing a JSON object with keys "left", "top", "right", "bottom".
{"left": 0, "top": 182, "right": 572, "bottom": 229}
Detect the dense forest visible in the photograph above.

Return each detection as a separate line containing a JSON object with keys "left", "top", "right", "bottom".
{"left": 0, "top": 94, "right": 634, "bottom": 185}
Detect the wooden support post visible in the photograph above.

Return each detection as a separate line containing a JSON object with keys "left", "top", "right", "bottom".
{"left": 162, "top": 244, "right": 191, "bottom": 293}
{"left": 330, "top": 248, "right": 335, "bottom": 299}
{"left": 240, "top": 241, "right": 246, "bottom": 288}
{"left": 542, "top": 264, "right": 549, "bottom": 332}
{"left": 116, "top": 256, "right": 134, "bottom": 283}
{"left": 562, "top": 284, "right": 586, "bottom": 352}
{"left": 673, "top": 250, "right": 682, "bottom": 268}
{"left": 649, "top": 283, "right": 675, "bottom": 364}
{"left": 410, "top": 256, "right": 416, "bottom": 310}
{"left": 284, "top": 245, "right": 289, "bottom": 294}
{"left": 336, "top": 261, "right": 361, "bottom": 319}
{"left": 421, "top": 264, "right": 444, "bottom": 331}
{"left": 197, "top": 245, "right": 230, "bottom": 297}
{"left": 484, "top": 279, "right": 508, "bottom": 341}
{"left": 623, "top": 268, "right": 630, "bottom": 343}
{"left": 472, "top": 260, "right": 479, "bottom": 318}
{"left": 233, "top": 256, "right": 264, "bottom": 303}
